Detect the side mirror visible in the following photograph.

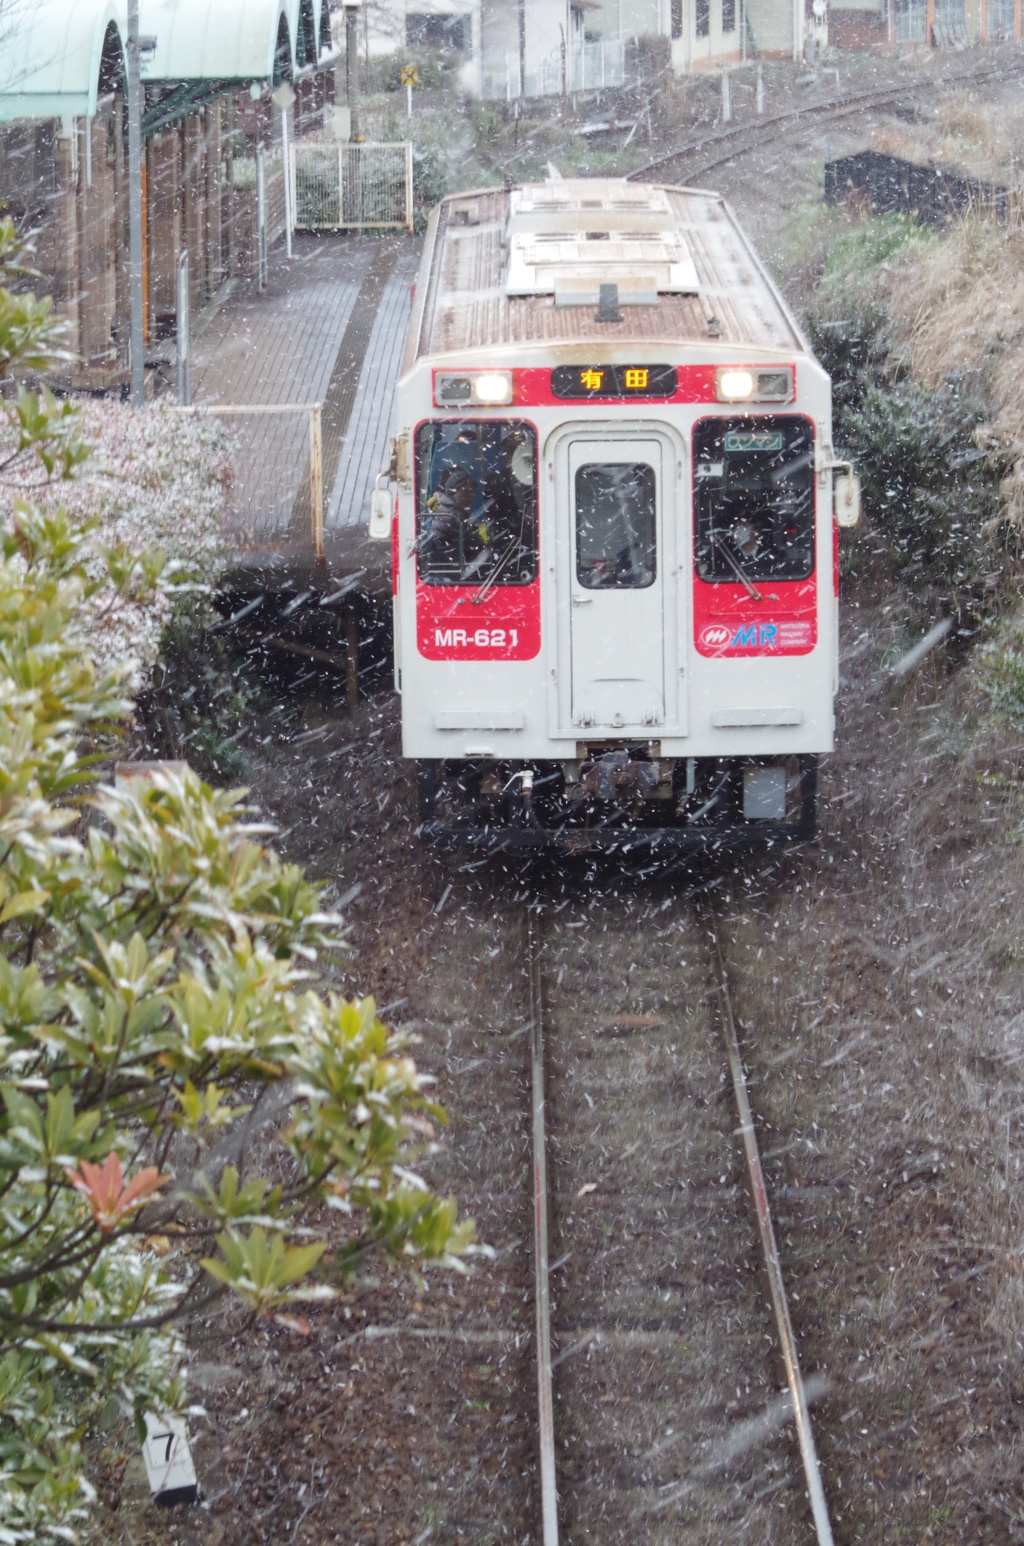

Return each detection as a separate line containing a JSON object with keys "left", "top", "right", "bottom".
{"left": 368, "top": 484, "right": 391, "bottom": 541}
{"left": 834, "top": 471, "right": 860, "bottom": 528}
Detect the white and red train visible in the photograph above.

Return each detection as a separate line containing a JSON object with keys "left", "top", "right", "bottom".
{"left": 369, "top": 176, "right": 858, "bottom": 852}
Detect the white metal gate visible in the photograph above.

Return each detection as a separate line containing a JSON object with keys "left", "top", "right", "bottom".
{"left": 290, "top": 142, "right": 414, "bottom": 234}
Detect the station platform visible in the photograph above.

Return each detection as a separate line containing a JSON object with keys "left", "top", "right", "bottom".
{"left": 190, "top": 231, "right": 420, "bottom": 584}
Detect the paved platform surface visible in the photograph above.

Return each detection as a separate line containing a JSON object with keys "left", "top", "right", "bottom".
{"left": 190, "top": 232, "right": 419, "bottom": 568}
{"left": 328, "top": 242, "right": 419, "bottom": 532}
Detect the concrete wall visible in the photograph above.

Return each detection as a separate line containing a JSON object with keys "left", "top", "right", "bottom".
{"left": 830, "top": 6, "right": 886, "bottom": 46}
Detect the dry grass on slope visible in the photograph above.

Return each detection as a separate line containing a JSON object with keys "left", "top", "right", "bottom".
{"left": 804, "top": 207, "right": 1024, "bottom": 545}
{"left": 871, "top": 89, "right": 1024, "bottom": 187}
{"left": 883, "top": 221, "right": 1024, "bottom": 536}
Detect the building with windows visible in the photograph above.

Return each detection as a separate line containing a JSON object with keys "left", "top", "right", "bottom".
{"left": 356, "top": 0, "right": 804, "bottom": 91}
{"left": 830, "top": 0, "right": 1016, "bottom": 48}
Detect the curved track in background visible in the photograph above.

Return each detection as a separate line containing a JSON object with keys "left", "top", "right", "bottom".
{"left": 629, "top": 56, "right": 1024, "bottom": 184}
{"left": 523, "top": 887, "right": 836, "bottom": 1544}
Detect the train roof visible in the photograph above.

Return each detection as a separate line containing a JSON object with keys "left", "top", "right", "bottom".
{"left": 411, "top": 178, "right": 808, "bottom": 364}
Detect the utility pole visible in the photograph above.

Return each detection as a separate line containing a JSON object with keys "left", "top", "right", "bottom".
{"left": 272, "top": 81, "right": 296, "bottom": 258}
{"left": 519, "top": 0, "right": 526, "bottom": 96}
{"left": 127, "top": 0, "right": 144, "bottom": 407}
{"left": 344, "top": 0, "right": 361, "bottom": 140}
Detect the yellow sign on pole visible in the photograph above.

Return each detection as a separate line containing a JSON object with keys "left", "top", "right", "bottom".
{"left": 400, "top": 64, "right": 419, "bottom": 86}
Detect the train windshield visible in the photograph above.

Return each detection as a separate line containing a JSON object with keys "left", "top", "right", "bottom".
{"left": 415, "top": 420, "right": 538, "bottom": 587}
{"left": 693, "top": 416, "right": 815, "bottom": 583}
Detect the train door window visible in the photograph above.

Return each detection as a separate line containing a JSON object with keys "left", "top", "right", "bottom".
{"left": 415, "top": 420, "right": 538, "bottom": 586}
{"left": 722, "top": 0, "right": 736, "bottom": 31}
{"left": 696, "top": 0, "right": 710, "bottom": 36}
{"left": 694, "top": 416, "right": 814, "bottom": 583}
{"left": 575, "top": 462, "right": 656, "bottom": 589}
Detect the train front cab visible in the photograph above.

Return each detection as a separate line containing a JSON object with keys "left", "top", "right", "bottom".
{"left": 385, "top": 369, "right": 858, "bottom": 855}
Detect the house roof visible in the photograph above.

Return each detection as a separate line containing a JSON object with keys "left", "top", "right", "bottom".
{"left": 0, "top": 0, "right": 333, "bottom": 121}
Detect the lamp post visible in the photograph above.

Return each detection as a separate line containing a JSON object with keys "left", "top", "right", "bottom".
{"left": 272, "top": 81, "right": 296, "bottom": 259}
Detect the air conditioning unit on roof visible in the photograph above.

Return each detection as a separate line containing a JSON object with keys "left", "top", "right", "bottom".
{"left": 505, "top": 179, "right": 700, "bottom": 306}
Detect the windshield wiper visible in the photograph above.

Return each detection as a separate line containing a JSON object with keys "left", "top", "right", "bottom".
{"left": 711, "top": 531, "right": 763, "bottom": 601}
{"left": 459, "top": 517, "right": 528, "bottom": 606}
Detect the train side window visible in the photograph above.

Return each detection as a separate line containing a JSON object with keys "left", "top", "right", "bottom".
{"left": 693, "top": 416, "right": 814, "bottom": 584}
{"left": 575, "top": 462, "right": 657, "bottom": 590}
{"left": 414, "top": 420, "right": 538, "bottom": 587}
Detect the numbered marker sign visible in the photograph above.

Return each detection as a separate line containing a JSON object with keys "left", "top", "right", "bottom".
{"left": 142, "top": 1411, "right": 198, "bottom": 1506}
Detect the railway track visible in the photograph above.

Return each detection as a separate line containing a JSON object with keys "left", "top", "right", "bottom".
{"left": 524, "top": 885, "right": 834, "bottom": 1543}
{"left": 628, "top": 54, "right": 1024, "bottom": 185}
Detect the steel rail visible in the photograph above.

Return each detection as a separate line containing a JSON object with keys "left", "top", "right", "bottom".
{"left": 527, "top": 908, "right": 559, "bottom": 1546}
{"left": 706, "top": 920, "right": 835, "bottom": 1546}
{"left": 630, "top": 60, "right": 1021, "bottom": 186}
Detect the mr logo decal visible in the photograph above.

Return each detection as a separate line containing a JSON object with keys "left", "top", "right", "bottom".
{"left": 697, "top": 620, "right": 814, "bottom": 656}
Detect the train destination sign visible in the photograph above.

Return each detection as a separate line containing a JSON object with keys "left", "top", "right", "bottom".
{"left": 550, "top": 365, "right": 678, "bottom": 399}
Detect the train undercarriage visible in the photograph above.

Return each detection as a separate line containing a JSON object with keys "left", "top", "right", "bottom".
{"left": 416, "top": 751, "right": 818, "bottom": 853}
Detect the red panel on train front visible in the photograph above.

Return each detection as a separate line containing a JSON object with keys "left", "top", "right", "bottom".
{"left": 693, "top": 578, "right": 817, "bottom": 657}
{"left": 416, "top": 579, "right": 541, "bottom": 660}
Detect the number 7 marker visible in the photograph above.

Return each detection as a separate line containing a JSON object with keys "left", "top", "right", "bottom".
{"left": 142, "top": 1411, "right": 198, "bottom": 1507}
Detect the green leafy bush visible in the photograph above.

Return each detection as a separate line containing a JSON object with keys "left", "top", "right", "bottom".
{"left": 842, "top": 376, "right": 1002, "bottom": 587}
{"left": 364, "top": 49, "right": 464, "bottom": 94}
{"left": 978, "top": 620, "right": 1024, "bottom": 726}
{"left": 806, "top": 302, "right": 893, "bottom": 416}
{"left": 0, "top": 219, "right": 476, "bottom": 1541}
{"left": 807, "top": 284, "right": 1004, "bottom": 590}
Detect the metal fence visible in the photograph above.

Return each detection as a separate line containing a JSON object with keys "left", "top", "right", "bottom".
{"left": 488, "top": 38, "right": 625, "bottom": 99}
{"left": 175, "top": 404, "right": 324, "bottom": 558}
{"left": 290, "top": 142, "right": 413, "bottom": 233}
{"left": 570, "top": 38, "right": 625, "bottom": 92}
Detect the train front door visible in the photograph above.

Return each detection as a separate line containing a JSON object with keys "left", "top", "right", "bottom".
{"left": 565, "top": 437, "right": 669, "bottom": 732}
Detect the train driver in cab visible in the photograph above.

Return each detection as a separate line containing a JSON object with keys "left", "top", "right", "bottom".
{"left": 421, "top": 467, "right": 486, "bottom": 576}
{"left": 419, "top": 427, "right": 536, "bottom": 586}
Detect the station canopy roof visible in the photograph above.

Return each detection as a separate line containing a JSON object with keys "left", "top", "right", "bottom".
{"left": 0, "top": 0, "right": 334, "bottom": 122}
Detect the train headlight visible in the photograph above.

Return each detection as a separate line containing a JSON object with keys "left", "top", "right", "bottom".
{"left": 715, "top": 367, "right": 794, "bottom": 403}
{"left": 474, "top": 371, "right": 514, "bottom": 404}
{"left": 716, "top": 369, "right": 755, "bottom": 401}
{"left": 434, "top": 370, "right": 513, "bottom": 407}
